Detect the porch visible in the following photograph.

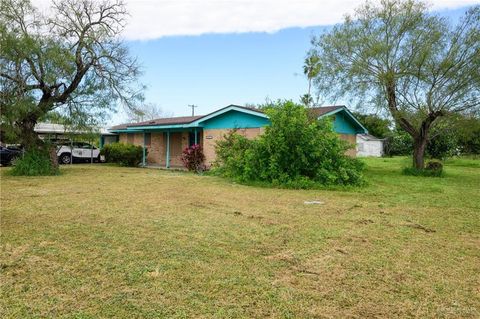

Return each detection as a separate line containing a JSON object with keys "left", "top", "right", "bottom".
{"left": 118, "top": 128, "right": 203, "bottom": 168}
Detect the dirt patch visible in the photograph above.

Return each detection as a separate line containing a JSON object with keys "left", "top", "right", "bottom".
{"left": 404, "top": 221, "right": 436, "bottom": 233}
{"left": 356, "top": 219, "right": 374, "bottom": 225}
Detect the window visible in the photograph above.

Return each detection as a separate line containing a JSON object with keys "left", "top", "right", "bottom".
{"left": 127, "top": 134, "right": 134, "bottom": 144}
{"left": 145, "top": 133, "right": 151, "bottom": 146}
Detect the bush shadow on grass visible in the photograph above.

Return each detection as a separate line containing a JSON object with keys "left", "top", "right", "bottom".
{"left": 401, "top": 167, "right": 444, "bottom": 178}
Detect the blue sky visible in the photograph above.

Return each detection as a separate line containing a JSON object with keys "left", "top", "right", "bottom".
{"left": 125, "top": 27, "right": 321, "bottom": 119}
{"left": 108, "top": 5, "right": 475, "bottom": 124}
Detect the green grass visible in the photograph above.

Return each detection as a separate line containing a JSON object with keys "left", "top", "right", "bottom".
{"left": 1, "top": 157, "right": 479, "bottom": 318}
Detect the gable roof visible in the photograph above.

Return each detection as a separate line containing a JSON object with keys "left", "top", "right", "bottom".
{"left": 194, "top": 104, "right": 267, "bottom": 125}
{"left": 308, "top": 105, "right": 344, "bottom": 117}
{"left": 109, "top": 104, "right": 266, "bottom": 132}
{"left": 310, "top": 105, "right": 368, "bottom": 134}
{"left": 358, "top": 134, "right": 385, "bottom": 141}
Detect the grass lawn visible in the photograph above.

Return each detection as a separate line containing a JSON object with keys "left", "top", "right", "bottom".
{"left": 1, "top": 157, "right": 479, "bottom": 318}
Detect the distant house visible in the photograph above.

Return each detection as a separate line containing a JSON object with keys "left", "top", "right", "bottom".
{"left": 34, "top": 123, "right": 116, "bottom": 143}
{"left": 107, "top": 104, "right": 368, "bottom": 167}
{"left": 356, "top": 134, "right": 385, "bottom": 157}
{"left": 309, "top": 106, "right": 368, "bottom": 157}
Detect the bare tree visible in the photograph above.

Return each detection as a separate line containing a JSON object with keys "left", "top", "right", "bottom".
{"left": 0, "top": 0, "right": 143, "bottom": 149}
{"left": 126, "top": 103, "right": 172, "bottom": 122}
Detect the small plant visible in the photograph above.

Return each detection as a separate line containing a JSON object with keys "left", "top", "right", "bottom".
{"left": 181, "top": 144, "right": 206, "bottom": 172}
{"left": 10, "top": 149, "right": 59, "bottom": 176}
{"left": 426, "top": 160, "right": 443, "bottom": 175}
{"left": 100, "top": 143, "right": 146, "bottom": 167}
{"left": 402, "top": 160, "right": 444, "bottom": 177}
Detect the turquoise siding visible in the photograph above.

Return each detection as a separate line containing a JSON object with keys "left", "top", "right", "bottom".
{"left": 333, "top": 112, "right": 360, "bottom": 134}
{"left": 201, "top": 110, "right": 270, "bottom": 129}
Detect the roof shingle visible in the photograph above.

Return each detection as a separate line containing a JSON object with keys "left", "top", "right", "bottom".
{"left": 308, "top": 105, "right": 345, "bottom": 117}
{"left": 127, "top": 115, "right": 203, "bottom": 127}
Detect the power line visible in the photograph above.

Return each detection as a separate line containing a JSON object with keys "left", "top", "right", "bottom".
{"left": 188, "top": 104, "right": 198, "bottom": 116}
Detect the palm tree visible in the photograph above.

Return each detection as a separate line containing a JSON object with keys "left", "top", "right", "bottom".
{"left": 302, "top": 54, "right": 321, "bottom": 107}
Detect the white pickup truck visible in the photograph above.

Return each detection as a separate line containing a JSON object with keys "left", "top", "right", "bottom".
{"left": 56, "top": 142, "right": 101, "bottom": 164}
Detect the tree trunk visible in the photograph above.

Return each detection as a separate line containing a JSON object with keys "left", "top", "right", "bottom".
{"left": 49, "top": 147, "right": 59, "bottom": 170}
{"left": 384, "top": 78, "right": 431, "bottom": 170}
{"left": 307, "top": 79, "right": 312, "bottom": 107}
{"left": 16, "top": 115, "right": 59, "bottom": 168}
{"left": 17, "top": 116, "right": 41, "bottom": 150}
{"left": 413, "top": 136, "right": 428, "bottom": 169}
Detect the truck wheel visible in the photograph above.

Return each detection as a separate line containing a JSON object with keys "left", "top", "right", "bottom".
{"left": 59, "top": 153, "right": 72, "bottom": 164}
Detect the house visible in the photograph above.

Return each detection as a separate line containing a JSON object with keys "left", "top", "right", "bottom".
{"left": 107, "top": 104, "right": 368, "bottom": 167}
{"left": 356, "top": 134, "right": 385, "bottom": 157}
{"left": 309, "top": 106, "right": 368, "bottom": 156}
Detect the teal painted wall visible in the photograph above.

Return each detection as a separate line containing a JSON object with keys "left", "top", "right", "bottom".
{"left": 201, "top": 110, "right": 271, "bottom": 129}
{"left": 332, "top": 112, "right": 359, "bottom": 134}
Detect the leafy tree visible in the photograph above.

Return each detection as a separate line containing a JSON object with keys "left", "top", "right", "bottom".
{"left": 352, "top": 112, "right": 391, "bottom": 138}
{"left": 310, "top": 0, "right": 480, "bottom": 169}
{"left": 384, "top": 129, "right": 413, "bottom": 157}
{"left": 426, "top": 128, "right": 459, "bottom": 160}
{"left": 0, "top": 0, "right": 143, "bottom": 151}
{"left": 300, "top": 93, "right": 314, "bottom": 107}
{"left": 455, "top": 114, "right": 480, "bottom": 154}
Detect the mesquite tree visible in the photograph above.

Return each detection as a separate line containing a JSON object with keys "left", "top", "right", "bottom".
{"left": 311, "top": 0, "right": 480, "bottom": 169}
{"left": 0, "top": 0, "right": 143, "bottom": 149}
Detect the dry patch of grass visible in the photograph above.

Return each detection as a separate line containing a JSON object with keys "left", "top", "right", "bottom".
{"left": 1, "top": 158, "right": 479, "bottom": 318}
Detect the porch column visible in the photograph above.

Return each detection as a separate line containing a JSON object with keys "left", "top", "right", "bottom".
{"left": 194, "top": 128, "right": 198, "bottom": 145}
{"left": 142, "top": 131, "right": 146, "bottom": 167}
{"left": 166, "top": 130, "right": 170, "bottom": 168}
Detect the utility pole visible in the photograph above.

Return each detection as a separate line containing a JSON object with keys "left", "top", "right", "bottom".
{"left": 188, "top": 104, "right": 198, "bottom": 116}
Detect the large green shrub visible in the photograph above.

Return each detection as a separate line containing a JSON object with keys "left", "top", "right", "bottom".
{"left": 426, "top": 130, "right": 459, "bottom": 160}
{"left": 100, "top": 143, "right": 146, "bottom": 167}
{"left": 10, "top": 149, "right": 59, "bottom": 176}
{"left": 214, "top": 101, "right": 365, "bottom": 188}
{"left": 384, "top": 130, "right": 413, "bottom": 156}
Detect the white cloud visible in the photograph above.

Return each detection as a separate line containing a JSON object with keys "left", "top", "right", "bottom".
{"left": 32, "top": 0, "right": 479, "bottom": 40}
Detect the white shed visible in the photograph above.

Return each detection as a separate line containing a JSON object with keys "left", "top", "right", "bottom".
{"left": 356, "top": 134, "right": 385, "bottom": 157}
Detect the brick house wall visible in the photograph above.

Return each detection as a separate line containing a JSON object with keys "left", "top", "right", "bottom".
{"left": 339, "top": 134, "right": 357, "bottom": 157}
{"left": 202, "top": 127, "right": 264, "bottom": 165}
